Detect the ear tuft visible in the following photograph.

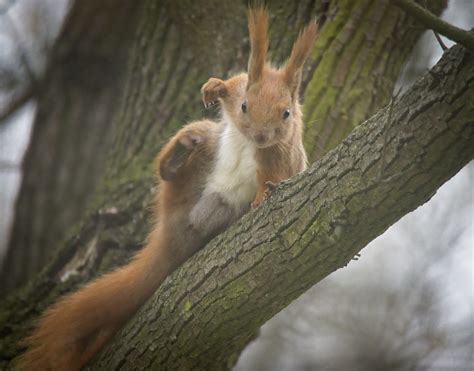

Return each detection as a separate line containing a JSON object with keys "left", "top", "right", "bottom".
{"left": 247, "top": 6, "right": 269, "bottom": 87}
{"left": 283, "top": 19, "right": 319, "bottom": 96}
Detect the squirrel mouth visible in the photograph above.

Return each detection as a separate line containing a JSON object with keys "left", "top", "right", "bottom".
{"left": 252, "top": 133, "right": 273, "bottom": 148}
{"left": 253, "top": 140, "right": 274, "bottom": 149}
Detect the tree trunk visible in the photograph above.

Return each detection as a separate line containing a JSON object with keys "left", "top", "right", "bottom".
{"left": 0, "top": 0, "right": 141, "bottom": 296}
{"left": 0, "top": 0, "right": 448, "bottom": 368}
{"left": 91, "top": 43, "right": 474, "bottom": 370}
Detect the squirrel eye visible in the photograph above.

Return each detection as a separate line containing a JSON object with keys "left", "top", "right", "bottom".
{"left": 283, "top": 109, "right": 290, "bottom": 120}
{"left": 241, "top": 101, "right": 247, "bottom": 113}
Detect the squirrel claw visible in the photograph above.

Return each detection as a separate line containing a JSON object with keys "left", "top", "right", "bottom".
{"left": 265, "top": 181, "right": 278, "bottom": 191}
{"left": 204, "top": 100, "right": 218, "bottom": 109}
{"left": 201, "top": 78, "right": 227, "bottom": 107}
{"left": 252, "top": 181, "right": 278, "bottom": 208}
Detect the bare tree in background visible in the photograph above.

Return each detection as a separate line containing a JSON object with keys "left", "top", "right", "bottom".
{"left": 0, "top": 0, "right": 66, "bottom": 120}
{"left": 0, "top": 0, "right": 141, "bottom": 294}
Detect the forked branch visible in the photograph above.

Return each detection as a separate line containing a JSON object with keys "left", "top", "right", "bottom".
{"left": 390, "top": 0, "right": 474, "bottom": 50}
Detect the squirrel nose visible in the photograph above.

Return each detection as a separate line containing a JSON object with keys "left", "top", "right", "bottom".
{"left": 254, "top": 133, "right": 267, "bottom": 144}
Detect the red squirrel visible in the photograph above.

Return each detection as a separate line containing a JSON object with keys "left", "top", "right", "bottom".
{"left": 17, "top": 7, "right": 317, "bottom": 370}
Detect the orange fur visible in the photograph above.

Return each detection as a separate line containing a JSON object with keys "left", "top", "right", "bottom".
{"left": 17, "top": 120, "right": 220, "bottom": 370}
{"left": 283, "top": 20, "right": 319, "bottom": 97}
{"left": 203, "top": 9, "right": 318, "bottom": 207}
{"left": 18, "top": 231, "right": 172, "bottom": 370}
{"left": 17, "top": 8, "right": 318, "bottom": 370}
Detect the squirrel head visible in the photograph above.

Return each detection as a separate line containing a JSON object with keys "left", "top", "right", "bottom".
{"left": 232, "top": 7, "right": 318, "bottom": 148}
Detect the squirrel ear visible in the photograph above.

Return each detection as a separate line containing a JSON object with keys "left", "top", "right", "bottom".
{"left": 283, "top": 20, "right": 319, "bottom": 98}
{"left": 247, "top": 6, "right": 269, "bottom": 88}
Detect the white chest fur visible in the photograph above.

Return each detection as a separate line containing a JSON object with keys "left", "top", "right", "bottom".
{"left": 205, "top": 113, "right": 257, "bottom": 208}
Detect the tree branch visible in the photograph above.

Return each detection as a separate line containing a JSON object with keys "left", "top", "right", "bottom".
{"left": 3, "top": 12, "right": 38, "bottom": 85}
{"left": 0, "top": 9, "right": 37, "bottom": 125}
{"left": 0, "top": 0, "right": 16, "bottom": 15}
{"left": 91, "top": 44, "right": 474, "bottom": 369}
{"left": 390, "top": 0, "right": 474, "bottom": 51}
{"left": 0, "top": 87, "right": 34, "bottom": 123}
{"left": 433, "top": 31, "right": 448, "bottom": 51}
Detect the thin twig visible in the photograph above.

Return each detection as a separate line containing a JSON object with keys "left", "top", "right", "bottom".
{"left": 0, "top": 0, "right": 16, "bottom": 15}
{"left": 390, "top": 0, "right": 474, "bottom": 51}
{"left": 432, "top": 31, "right": 448, "bottom": 51}
{"left": 423, "top": 0, "right": 448, "bottom": 53}
{"left": 4, "top": 12, "right": 38, "bottom": 85}
{"left": 0, "top": 87, "right": 35, "bottom": 123}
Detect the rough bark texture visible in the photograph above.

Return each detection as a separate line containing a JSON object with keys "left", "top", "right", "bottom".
{"left": 89, "top": 44, "right": 473, "bottom": 370}
{"left": 302, "top": 0, "right": 432, "bottom": 160}
{"left": 0, "top": 0, "right": 449, "bottom": 368}
{"left": 0, "top": 0, "right": 141, "bottom": 296}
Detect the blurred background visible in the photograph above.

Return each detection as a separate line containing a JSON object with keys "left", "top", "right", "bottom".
{"left": 1, "top": 0, "right": 70, "bottom": 262}
{"left": 0, "top": 1, "right": 472, "bottom": 370}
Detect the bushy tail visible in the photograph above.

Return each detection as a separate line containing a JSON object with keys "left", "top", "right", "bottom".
{"left": 17, "top": 230, "right": 172, "bottom": 371}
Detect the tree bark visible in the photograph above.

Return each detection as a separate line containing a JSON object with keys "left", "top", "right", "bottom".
{"left": 89, "top": 44, "right": 473, "bottom": 370}
{"left": 0, "top": 0, "right": 449, "bottom": 368}
{"left": 0, "top": 0, "right": 141, "bottom": 296}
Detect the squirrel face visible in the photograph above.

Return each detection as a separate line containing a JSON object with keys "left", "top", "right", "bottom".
{"left": 238, "top": 69, "right": 294, "bottom": 148}
{"left": 203, "top": 8, "right": 317, "bottom": 150}
{"left": 238, "top": 7, "right": 318, "bottom": 149}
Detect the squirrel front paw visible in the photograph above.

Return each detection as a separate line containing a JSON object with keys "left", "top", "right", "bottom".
{"left": 201, "top": 78, "right": 228, "bottom": 108}
{"left": 251, "top": 181, "right": 279, "bottom": 208}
